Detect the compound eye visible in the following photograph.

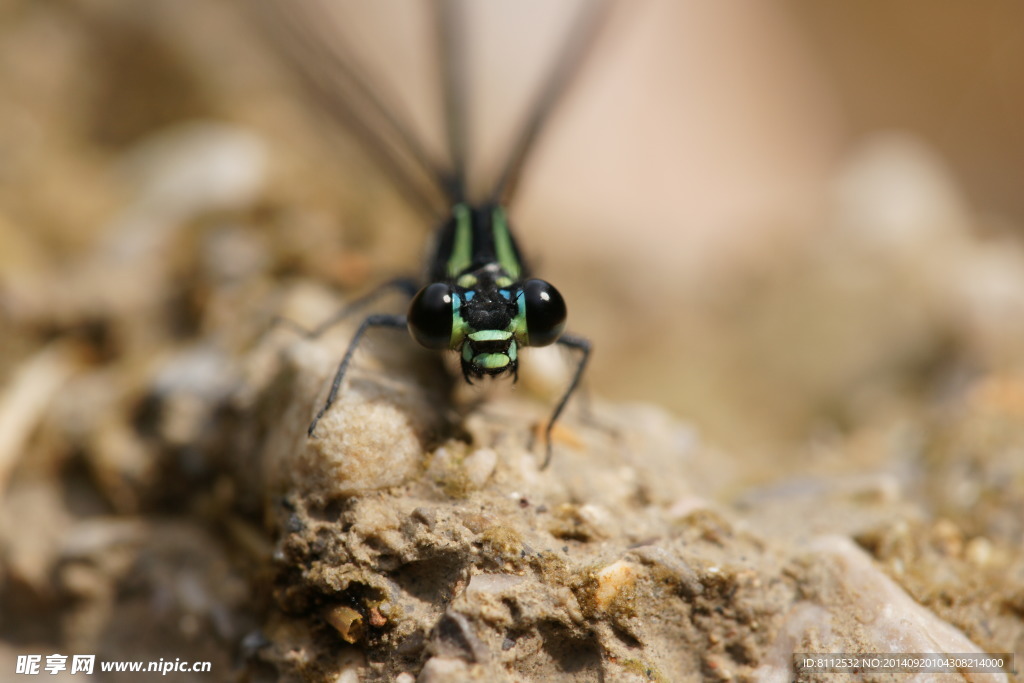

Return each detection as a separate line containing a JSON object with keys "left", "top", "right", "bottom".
{"left": 523, "top": 279, "right": 566, "bottom": 347}
{"left": 408, "top": 283, "right": 454, "bottom": 349}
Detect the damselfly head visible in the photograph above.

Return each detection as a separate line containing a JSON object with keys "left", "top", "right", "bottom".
{"left": 407, "top": 276, "right": 567, "bottom": 383}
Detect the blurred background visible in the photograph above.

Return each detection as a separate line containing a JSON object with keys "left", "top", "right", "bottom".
{"left": 4, "top": 0, "right": 1024, "bottom": 458}
{"left": 3, "top": 0, "right": 1024, "bottom": 672}
{"left": 4, "top": 0, "right": 1024, "bottom": 457}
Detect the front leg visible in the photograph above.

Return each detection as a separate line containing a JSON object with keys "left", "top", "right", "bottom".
{"left": 277, "top": 277, "right": 418, "bottom": 340}
{"left": 308, "top": 313, "right": 409, "bottom": 437}
{"left": 540, "top": 333, "right": 591, "bottom": 470}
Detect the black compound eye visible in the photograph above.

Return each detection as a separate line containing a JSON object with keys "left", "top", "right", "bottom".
{"left": 523, "top": 279, "right": 566, "bottom": 347}
{"left": 408, "top": 283, "right": 454, "bottom": 349}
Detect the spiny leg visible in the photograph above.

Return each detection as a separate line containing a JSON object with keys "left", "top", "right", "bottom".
{"left": 541, "top": 334, "right": 591, "bottom": 470}
{"left": 275, "top": 277, "right": 418, "bottom": 339}
{"left": 307, "top": 313, "right": 408, "bottom": 437}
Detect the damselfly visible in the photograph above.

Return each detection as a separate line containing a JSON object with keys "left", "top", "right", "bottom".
{"left": 255, "top": 0, "right": 607, "bottom": 468}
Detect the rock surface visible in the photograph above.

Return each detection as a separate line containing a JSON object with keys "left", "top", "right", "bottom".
{"left": 230, "top": 313, "right": 1016, "bottom": 681}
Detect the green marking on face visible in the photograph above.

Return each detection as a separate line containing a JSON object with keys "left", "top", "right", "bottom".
{"left": 457, "top": 273, "right": 477, "bottom": 288}
{"left": 475, "top": 353, "right": 511, "bottom": 370}
{"left": 447, "top": 203, "right": 473, "bottom": 278}
{"left": 469, "top": 329, "right": 512, "bottom": 342}
{"left": 450, "top": 295, "right": 470, "bottom": 348}
{"left": 492, "top": 207, "right": 521, "bottom": 280}
{"left": 511, "top": 290, "right": 529, "bottom": 345}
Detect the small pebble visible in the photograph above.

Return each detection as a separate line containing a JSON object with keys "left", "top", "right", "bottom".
{"left": 463, "top": 448, "right": 497, "bottom": 488}
{"left": 592, "top": 560, "right": 638, "bottom": 612}
{"left": 964, "top": 537, "right": 993, "bottom": 567}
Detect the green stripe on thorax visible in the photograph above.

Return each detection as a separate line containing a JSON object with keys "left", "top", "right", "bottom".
{"left": 446, "top": 203, "right": 473, "bottom": 278}
{"left": 446, "top": 204, "right": 522, "bottom": 282}
{"left": 491, "top": 207, "right": 522, "bottom": 280}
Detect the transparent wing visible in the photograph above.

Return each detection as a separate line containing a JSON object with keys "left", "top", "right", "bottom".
{"left": 248, "top": 0, "right": 613, "bottom": 213}
{"left": 250, "top": 0, "right": 454, "bottom": 216}
{"left": 437, "top": 0, "right": 470, "bottom": 202}
{"left": 484, "top": 0, "right": 613, "bottom": 205}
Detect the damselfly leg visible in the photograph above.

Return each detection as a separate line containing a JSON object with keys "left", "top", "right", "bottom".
{"left": 307, "top": 312, "right": 408, "bottom": 437}
{"left": 274, "top": 277, "right": 418, "bottom": 339}
{"left": 542, "top": 334, "right": 592, "bottom": 469}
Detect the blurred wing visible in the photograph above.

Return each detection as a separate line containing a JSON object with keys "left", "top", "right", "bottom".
{"left": 437, "top": 0, "right": 469, "bottom": 202}
{"left": 250, "top": 0, "right": 454, "bottom": 216}
{"left": 487, "top": 0, "right": 613, "bottom": 206}
{"left": 249, "top": 0, "right": 613, "bottom": 213}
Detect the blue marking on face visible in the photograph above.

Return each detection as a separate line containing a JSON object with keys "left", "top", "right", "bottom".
{"left": 463, "top": 291, "right": 475, "bottom": 302}
{"left": 513, "top": 289, "right": 528, "bottom": 344}
{"left": 499, "top": 289, "right": 511, "bottom": 300}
